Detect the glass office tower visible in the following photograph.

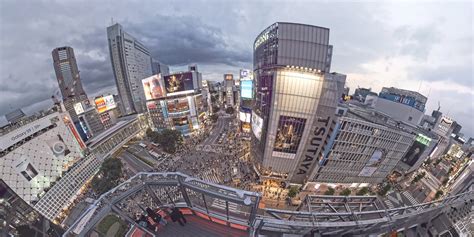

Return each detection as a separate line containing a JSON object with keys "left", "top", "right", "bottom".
{"left": 251, "top": 22, "right": 343, "bottom": 185}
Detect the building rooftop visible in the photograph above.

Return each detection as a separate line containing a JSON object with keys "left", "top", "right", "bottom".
{"left": 0, "top": 106, "right": 59, "bottom": 136}
{"left": 86, "top": 114, "right": 138, "bottom": 148}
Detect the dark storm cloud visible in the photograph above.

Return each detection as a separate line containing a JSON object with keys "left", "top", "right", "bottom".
{"left": 125, "top": 15, "right": 252, "bottom": 66}
{"left": 0, "top": 0, "right": 472, "bottom": 137}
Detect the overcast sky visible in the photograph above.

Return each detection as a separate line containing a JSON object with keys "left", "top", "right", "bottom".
{"left": 0, "top": 0, "right": 472, "bottom": 137}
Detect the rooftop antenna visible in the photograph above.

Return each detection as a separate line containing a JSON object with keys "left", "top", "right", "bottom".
{"left": 111, "top": 17, "right": 114, "bottom": 25}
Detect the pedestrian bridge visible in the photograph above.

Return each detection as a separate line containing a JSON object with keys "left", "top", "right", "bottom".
{"left": 63, "top": 172, "right": 473, "bottom": 236}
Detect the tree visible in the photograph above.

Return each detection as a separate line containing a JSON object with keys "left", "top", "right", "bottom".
{"left": 91, "top": 158, "right": 123, "bottom": 195}
{"left": 288, "top": 186, "right": 299, "bottom": 198}
{"left": 324, "top": 187, "right": 335, "bottom": 195}
{"left": 225, "top": 107, "right": 235, "bottom": 114}
{"left": 411, "top": 172, "right": 426, "bottom": 184}
{"left": 434, "top": 190, "right": 444, "bottom": 199}
{"left": 212, "top": 106, "right": 220, "bottom": 113}
{"left": 378, "top": 183, "right": 391, "bottom": 196}
{"left": 340, "top": 188, "right": 351, "bottom": 196}
{"left": 356, "top": 187, "right": 369, "bottom": 196}
{"left": 153, "top": 129, "right": 183, "bottom": 153}
{"left": 210, "top": 114, "right": 219, "bottom": 123}
{"left": 211, "top": 95, "right": 217, "bottom": 103}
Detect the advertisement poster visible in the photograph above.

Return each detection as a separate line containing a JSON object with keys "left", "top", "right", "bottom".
{"left": 358, "top": 150, "right": 384, "bottom": 177}
{"left": 142, "top": 75, "right": 164, "bottom": 100}
{"left": 272, "top": 116, "right": 306, "bottom": 158}
{"left": 95, "top": 95, "right": 117, "bottom": 113}
{"left": 164, "top": 72, "right": 194, "bottom": 94}
{"left": 402, "top": 140, "right": 428, "bottom": 166}
{"left": 251, "top": 111, "right": 263, "bottom": 140}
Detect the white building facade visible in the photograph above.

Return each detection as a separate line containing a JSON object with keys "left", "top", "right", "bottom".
{"left": 107, "top": 23, "right": 153, "bottom": 115}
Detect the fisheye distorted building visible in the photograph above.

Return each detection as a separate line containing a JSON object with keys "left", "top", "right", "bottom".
{"left": 250, "top": 22, "right": 343, "bottom": 184}
{"left": 107, "top": 23, "right": 153, "bottom": 115}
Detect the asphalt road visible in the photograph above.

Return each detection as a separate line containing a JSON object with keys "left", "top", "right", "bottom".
{"left": 202, "top": 115, "right": 232, "bottom": 145}
{"left": 119, "top": 150, "right": 153, "bottom": 173}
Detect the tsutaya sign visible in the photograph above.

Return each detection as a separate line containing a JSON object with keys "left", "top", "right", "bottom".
{"left": 290, "top": 78, "right": 339, "bottom": 184}
{"left": 291, "top": 116, "right": 331, "bottom": 183}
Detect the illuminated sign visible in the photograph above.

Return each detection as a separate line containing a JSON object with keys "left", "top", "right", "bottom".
{"left": 224, "top": 74, "right": 233, "bottom": 81}
{"left": 164, "top": 72, "right": 194, "bottom": 95}
{"left": 240, "top": 69, "right": 251, "bottom": 79}
{"left": 142, "top": 75, "right": 164, "bottom": 100}
{"left": 95, "top": 95, "right": 116, "bottom": 113}
{"left": 239, "top": 111, "right": 251, "bottom": 123}
{"left": 415, "top": 134, "right": 432, "bottom": 146}
{"left": 74, "top": 102, "right": 85, "bottom": 115}
{"left": 254, "top": 31, "right": 269, "bottom": 49}
{"left": 240, "top": 80, "right": 253, "bottom": 99}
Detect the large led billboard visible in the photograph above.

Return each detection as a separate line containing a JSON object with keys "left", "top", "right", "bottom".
{"left": 240, "top": 80, "right": 253, "bottom": 99}
{"left": 142, "top": 75, "right": 164, "bottom": 100}
{"left": 272, "top": 116, "right": 306, "bottom": 159}
{"left": 251, "top": 111, "right": 263, "bottom": 140}
{"left": 95, "top": 95, "right": 117, "bottom": 113}
{"left": 164, "top": 72, "right": 194, "bottom": 95}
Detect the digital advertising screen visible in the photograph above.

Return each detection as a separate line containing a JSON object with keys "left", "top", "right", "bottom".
{"left": 251, "top": 111, "right": 263, "bottom": 140}
{"left": 164, "top": 72, "right": 194, "bottom": 95}
{"left": 142, "top": 75, "right": 164, "bottom": 100}
{"left": 272, "top": 116, "right": 306, "bottom": 158}
{"left": 95, "top": 95, "right": 116, "bottom": 113}
{"left": 240, "top": 80, "right": 253, "bottom": 99}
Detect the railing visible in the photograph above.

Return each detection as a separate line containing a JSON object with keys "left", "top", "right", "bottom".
{"left": 63, "top": 172, "right": 474, "bottom": 237}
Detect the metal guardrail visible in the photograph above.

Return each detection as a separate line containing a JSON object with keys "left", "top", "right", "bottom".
{"left": 63, "top": 172, "right": 474, "bottom": 236}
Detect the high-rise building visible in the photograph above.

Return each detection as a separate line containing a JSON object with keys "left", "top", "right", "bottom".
{"left": 223, "top": 74, "right": 235, "bottom": 107}
{"left": 107, "top": 23, "right": 153, "bottom": 115}
{"left": 151, "top": 59, "right": 170, "bottom": 76}
{"left": 251, "top": 22, "right": 342, "bottom": 184}
{"left": 52, "top": 47, "right": 88, "bottom": 123}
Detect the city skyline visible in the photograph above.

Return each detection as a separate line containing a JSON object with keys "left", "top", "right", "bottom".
{"left": 0, "top": 1, "right": 472, "bottom": 137}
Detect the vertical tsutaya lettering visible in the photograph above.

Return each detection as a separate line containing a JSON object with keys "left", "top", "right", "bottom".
{"left": 296, "top": 116, "right": 331, "bottom": 175}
